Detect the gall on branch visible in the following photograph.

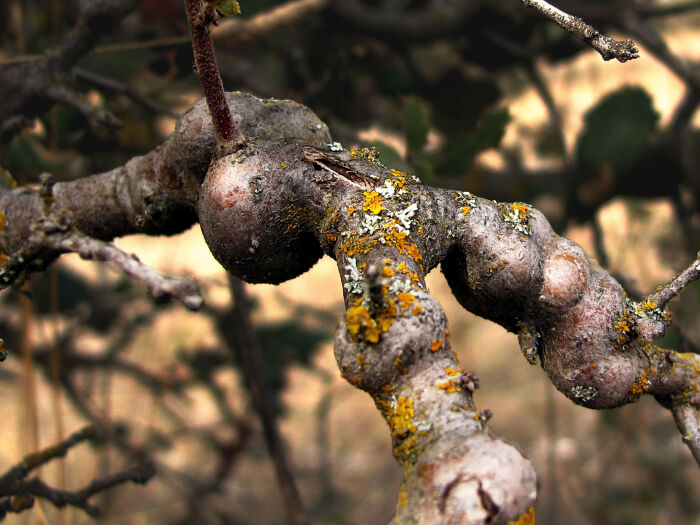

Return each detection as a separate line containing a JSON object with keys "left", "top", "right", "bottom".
{"left": 1, "top": 92, "right": 699, "bottom": 524}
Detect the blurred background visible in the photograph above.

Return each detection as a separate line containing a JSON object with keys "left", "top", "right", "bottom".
{"left": 1, "top": 0, "right": 700, "bottom": 523}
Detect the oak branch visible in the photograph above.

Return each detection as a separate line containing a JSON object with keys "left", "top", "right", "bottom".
{"left": 1, "top": 93, "right": 699, "bottom": 524}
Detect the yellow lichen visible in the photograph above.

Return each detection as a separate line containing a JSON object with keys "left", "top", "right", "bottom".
{"left": 397, "top": 292, "right": 415, "bottom": 311}
{"left": 629, "top": 370, "right": 651, "bottom": 397}
{"left": 389, "top": 396, "right": 416, "bottom": 438}
{"left": 398, "top": 484, "right": 408, "bottom": 508}
{"left": 280, "top": 162, "right": 287, "bottom": 169}
{"left": 346, "top": 305, "right": 392, "bottom": 343}
{"left": 462, "top": 206, "right": 471, "bottom": 216}
{"left": 382, "top": 266, "right": 395, "bottom": 277}
{"left": 362, "top": 190, "right": 385, "bottom": 214}
{"left": 436, "top": 378, "right": 461, "bottom": 393}
{"left": 508, "top": 506, "right": 535, "bottom": 525}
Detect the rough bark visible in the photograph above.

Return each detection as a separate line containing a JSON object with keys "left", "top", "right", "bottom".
{"left": 1, "top": 92, "right": 698, "bottom": 524}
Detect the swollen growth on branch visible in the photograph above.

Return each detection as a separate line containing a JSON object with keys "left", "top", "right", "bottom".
{"left": 0, "top": 0, "right": 698, "bottom": 523}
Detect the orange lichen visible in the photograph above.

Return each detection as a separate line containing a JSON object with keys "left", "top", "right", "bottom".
{"left": 445, "top": 367, "right": 462, "bottom": 377}
{"left": 436, "top": 379, "right": 461, "bottom": 393}
{"left": 412, "top": 304, "right": 423, "bottom": 315}
{"left": 345, "top": 305, "right": 393, "bottom": 343}
{"left": 389, "top": 168, "right": 407, "bottom": 188}
{"left": 382, "top": 226, "right": 423, "bottom": 262}
{"left": 326, "top": 232, "right": 337, "bottom": 242}
{"left": 348, "top": 206, "right": 355, "bottom": 215}
{"left": 394, "top": 357, "right": 408, "bottom": 374}
{"left": 397, "top": 292, "right": 415, "bottom": 311}
{"left": 382, "top": 266, "right": 395, "bottom": 277}
{"left": 398, "top": 484, "right": 408, "bottom": 508}
{"left": 389, "top": 396, "right": 416, "bottom": 438}
{"left": 431, "top": 339, "right": 443, "bottom": 352}
{"left": 508, "top": 506, "right": 535, "bottom": 525}
{"left": 629, "top": 370, "right": 651, "bottom": 397}
{"left": 362, "top": 190, "right": 385, "bottom": 214}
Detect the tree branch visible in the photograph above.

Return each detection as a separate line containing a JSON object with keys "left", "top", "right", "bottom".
{"left": 521, "top": 0, "right": 639, "bottom": 62}
{"left": 0, "top": 0, "right": 138, "bottom": 132}
{"left": 0, "top": 425, "right": 155, "bottom": 520}
{"left": 184, "top": 0, "right": 244, "bottom": 155}
{"left": 0, "top": 426, "right": 96, "bottom": 487}
{"left": 229, "top": 275, "right": 308, "bottom": 525}
{"left": 671, "top": 404, "right": 700, "bottom": 467}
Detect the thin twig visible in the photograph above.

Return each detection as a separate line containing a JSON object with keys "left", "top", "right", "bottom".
{"left": 183, "top": 0, "right": 244, "bottom": 155}
{"left": 521, "top": 0, "right": 639, "bottom": 62}
{"left": 73, "top": 68, "right": 177, "bottom": 118}
{"left": 229, "top": 275, "right": 308, "bottom": 525}
{"left": 45, "top": 85, "right": 121, "bottom": 129}
{"left": 212, "top": 0, "right": 327, "bottom": 41}
{"left": 21, "top": 462, "right": 155, "bottom": 518}
{"left": 0, "top": 426, "right": 96, "bottom": 488}
{"left": 0, "top": 0, "right": 328, "bottom": 66}
{"left": 671, "top": 404, "right": 700, "bottom": 467}
{"left": 49, "top": 231, "right": 203, "bottom": 310}
{"left": 644, "top": 252, "right": 700, "bottom": 311}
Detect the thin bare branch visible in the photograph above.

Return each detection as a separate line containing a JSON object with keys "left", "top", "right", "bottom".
{"left": 50, "top": 231, "right": 203, "bottom": 310}
{"left": 73, "top": 68, "right": 177, "bottom": 118}
{"left": 45, "top": 85, "right": 121, "bottom": 129}
{"left": 212, "top": 0, "right": 327, "bottom": 42}
{"left": 0, "top": 424, "right": 155, "bottom": 520}
{"left": 671, "top": 404, "right": 700, "bottom": 467}
{"left": 521, "top": 0, "right": 639, "bottom": 62}
{"left": 229, "top": 275, "right": 308, "bottom": 525}
{"left": 0, "top": 426, "right": 97, "bottom": 488}
{"left": 644, "top": 252, "right": 700, "bottom": 312}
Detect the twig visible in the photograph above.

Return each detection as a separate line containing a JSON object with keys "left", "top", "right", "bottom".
{"left": 183, "top": 0, "right": 244, "bottom": 155}
{"left": 0, "top": 426, "right": 96, "bottom": 487}
{"left": 521, "top": 0, "right": 639, "bottom": 62}
{"left": 73, "top": 68, "right": 177, "bottom": 118}
{"left": 49, "top": 231, "right": 203, "bottom": 310}
{"left": 644, "top": 252, "right": 700, "bottom": 312}
{"left": 22, "top": 462, "right": 155, "bottom": 518}
{"left": 229, "top": 275, "right": 308, "bottom": 525}
{"left": 671, "top": 404, "right": 700, "bottom": 467}
{"left": 45, "top": 85, "right": 121, "bottom": 129}
{"left": 212, "top": 0, "right": 327, "bottom": 42}
{"left": 0, "top": 0, "right": 328, "bottom": 66}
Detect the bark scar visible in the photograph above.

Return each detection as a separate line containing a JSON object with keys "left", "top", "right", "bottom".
{"left": 301, "top": 145, "right": 376, "bottom": 189}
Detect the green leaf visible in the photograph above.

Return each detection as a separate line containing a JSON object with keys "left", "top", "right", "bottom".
{"left": 576, "top": 87, "right": 658, "bottom": 173}
{"left": 438, "top": 108, "right": 510, "bottom": 174}
{"left": 215, "top": 0, "right": 241, "bottom": 17}
{"left": 402, "top": 96, "right": 430, "bottom": 153}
